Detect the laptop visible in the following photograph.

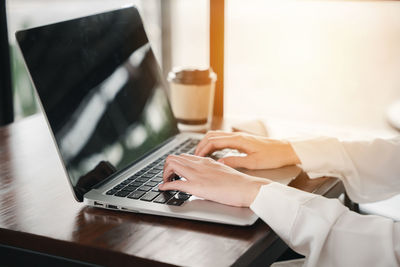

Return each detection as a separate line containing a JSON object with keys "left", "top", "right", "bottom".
{"left": 16, "top": 6, "right": 299, "bottom": 226}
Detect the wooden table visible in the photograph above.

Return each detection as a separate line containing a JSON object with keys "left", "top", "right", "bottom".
{"left": 0, "top": 115, "right": 343, "bottom": 266}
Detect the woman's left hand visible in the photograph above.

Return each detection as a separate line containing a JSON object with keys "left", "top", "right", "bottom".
{"left": 159, "top": 154, "right": 270, "bottom": 207}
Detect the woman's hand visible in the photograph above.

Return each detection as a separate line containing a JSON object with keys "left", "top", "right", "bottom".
{"left": 195, "top": 131, "right": 300, "bottom": 170}
{"left": 159, "top": 154, "right": 270, "bottom": 207}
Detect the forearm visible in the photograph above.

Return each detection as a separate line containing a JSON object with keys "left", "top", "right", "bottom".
{"left": 290, "top": 136, "right": 400, "bottom": 203}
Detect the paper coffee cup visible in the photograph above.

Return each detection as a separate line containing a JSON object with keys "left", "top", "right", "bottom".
{"left": 168, "top": 67, "right": 217, "bottom": 131}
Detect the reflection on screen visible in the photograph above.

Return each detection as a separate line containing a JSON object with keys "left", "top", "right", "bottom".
{"left": 17, "top": 7, "right": 179, "bottom": 200}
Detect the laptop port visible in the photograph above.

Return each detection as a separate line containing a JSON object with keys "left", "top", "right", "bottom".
{"left": 107, "top": 205, "right": 118, "bottom": 209}
{"left": 94, "top": 201, "right": 104, "bottom": 207}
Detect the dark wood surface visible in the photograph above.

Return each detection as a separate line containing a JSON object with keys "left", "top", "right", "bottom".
{"left": 0, "top": 114, "right": 342, "bottom": 266}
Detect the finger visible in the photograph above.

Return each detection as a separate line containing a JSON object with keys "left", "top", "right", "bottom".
{"left": 158, "top": 180, "right": 190, "bottom": 193}
{"left": 179, "top": 153, "right": 203, "bottom": 161}
{"left": 162, "top": 165, "right": 179, "bottom": 182}
{"left": 218, "top": 156, "right": 255, "bottom": 169}
{"left": 163, "top": 154, "right": 186, "bottom": 171}
{"left": 163, "top": 156, "right": 196, "bottom": 182}
{"left": 165, "top": 154, "right": 200, "bottom": 165}
{"left": 197, "top": 135, "right": 250, "bottom": 157}
{"left": 163, "top": 157, "right": 185, "bottom": 182}
{"left": 163, "top": 162, "right": 186, "bottom": 182}
{"left": 195, "top": 131, "right": 234, "bottom": 155}
{"left": 179, "top": 153, "right": 218, "bottom": 166}
{"left": 195, "top": 131, "right": 222, "bottom": 155}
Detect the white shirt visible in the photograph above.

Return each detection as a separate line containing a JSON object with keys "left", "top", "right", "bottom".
{"left": 250, "top": 137, "right": 400, "bottom": 267}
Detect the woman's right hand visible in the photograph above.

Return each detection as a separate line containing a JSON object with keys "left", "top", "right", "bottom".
{"left": 195, "top": 131, "right": 300, "bottom": 170}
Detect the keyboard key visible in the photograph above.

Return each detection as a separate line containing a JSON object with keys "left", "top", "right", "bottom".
{"left": 106, "top": 189, "right": 118, "bottom": 195}
{"left": 156, "top": 190, "right": 177, "bottom": 196}
{"left": 153, "top": 165, "right": 164, "bottom": 171}
{"left": 145, "top": 181, "right": 158, "bottom": 187}
{"left": 141, "top": 173, "right": 154, "bottom": 179}
{"left": 138, "top": 185, "right": 152, "bottom": 192}
{"left": 123, "top": 185, "right": 138, "bottom": 192}
{"left": 136, "top": 170, "right": 145, "bottom": 175}
{"left": 115, "top": 190, "right": 131, "bottom": 197}
{"left": 121, "top": 180, "right": 131, "bottom": 185}
{"left": 151, "top": 177, "right": 163, "bottom": 183}
{"left": 147, "top": 169, "right": 160, "bottom": 175}
{"left": 113, "top": 184, "right": 125, "bottom": 190}
{"left": 128, "top": 191, "right": 145, "bottom": 199}
{"left": 167, "top": 198, "right": 185, "bottom": 206}
{"left": 175, "top": 192, "right": 191, "bottom": 200}
{"left": 153, "top": 192, "right": 175, "bottom": 203}
{"left": 189, "top": 139, "right": 200, "bottom": 145}
{"left": 140, "top": 191, "right": 160, "bottom": 202}
{"left": 131, "top": 181, "right": 143, "bottom": 187}
{"left": 136, "top": 177, "right": 150, "bottom": 183}
{"left": 142, "top": 167, "right": 151, "bottom": 173}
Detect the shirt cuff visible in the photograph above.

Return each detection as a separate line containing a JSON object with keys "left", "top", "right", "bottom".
{"left": 289, "top": 137, "right": 348, "bottom": 179}
{"left": 250, "top": 182, "right": 317, "bottom": 243}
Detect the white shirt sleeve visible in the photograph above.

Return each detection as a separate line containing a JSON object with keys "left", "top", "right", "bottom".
{"left": 249, "top": 137, "right": 400, "bottom": 266}
{"left": 250, "top": 183, "right": 400, "bottom": 267}
{"left": 290, "top": 136, "right": 400, "bottom": 203}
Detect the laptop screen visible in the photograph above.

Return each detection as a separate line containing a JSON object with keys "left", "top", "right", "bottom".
{"left": 16, "top": 7, "right": 179, "bottom": 201}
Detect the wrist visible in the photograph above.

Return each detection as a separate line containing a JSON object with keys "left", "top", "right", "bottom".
{"left": 283, "top": 141, "right": 301, "bottom": 166}
{"left": 244, "top": 176, "right": 271, "bottom": 207}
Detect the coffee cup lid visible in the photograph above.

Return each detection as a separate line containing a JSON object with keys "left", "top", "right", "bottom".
{"left": 168, "top": 67, "right": 217, "bottom": 85}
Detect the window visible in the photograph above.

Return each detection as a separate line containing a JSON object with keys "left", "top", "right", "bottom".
{"left": 225, "top": 0, "right": 400, "bottom": 129}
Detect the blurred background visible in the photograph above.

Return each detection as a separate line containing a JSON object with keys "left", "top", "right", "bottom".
{"left": 6, "top": 0, "right": 400, "bottom": 132}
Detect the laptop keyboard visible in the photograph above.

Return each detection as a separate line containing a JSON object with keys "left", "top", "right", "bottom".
{"left": 105, "top": 138, "right": 200, "bottom": 206}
